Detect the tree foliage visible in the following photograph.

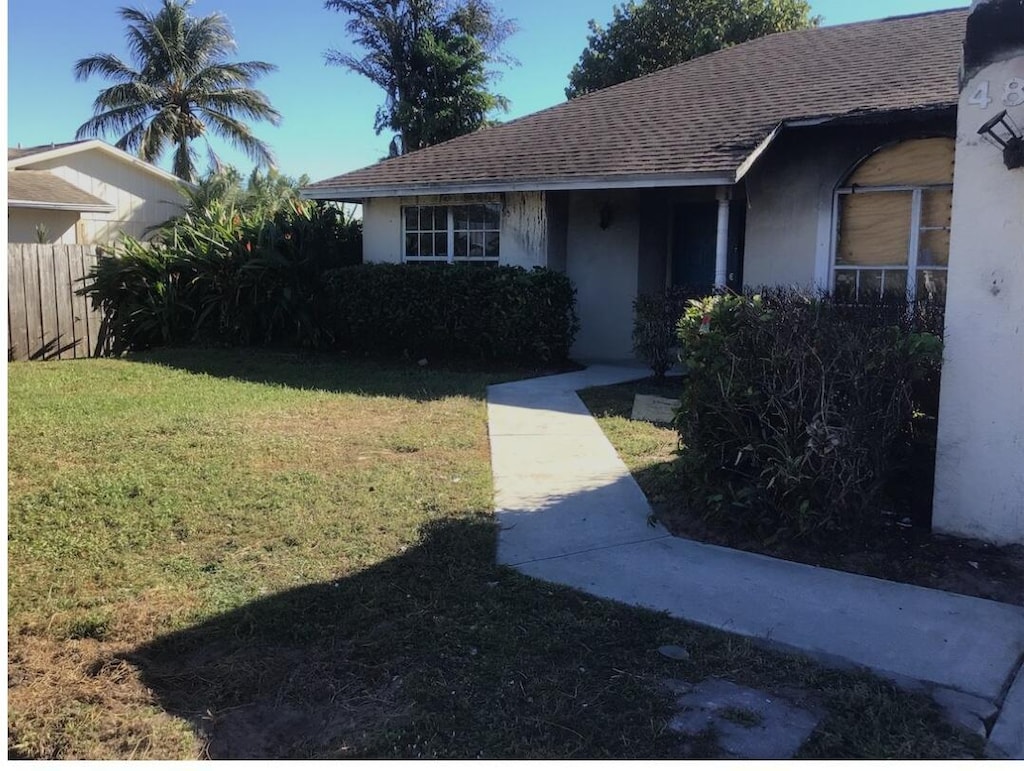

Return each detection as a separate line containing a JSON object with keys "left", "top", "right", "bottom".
{"left": 74, "top": 0, "right": 281, "bottom": 181}
{"left": 325, "top": 0, "right": 515, "bottom": 155}
{"left": 566, "top": 0, "right": 819, "bottom": 99}
{"left": 157, "top": 166, "right": 316, "bottom": 234}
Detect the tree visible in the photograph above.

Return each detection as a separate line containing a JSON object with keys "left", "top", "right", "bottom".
{"left": 74, "top": 0, "right": 282, "bottom": 182}
{"left": 325, "top": 0, "right": 515, "bottom": 155}
{"left": 566, "top": 0, "right": 819, "bottom": 99}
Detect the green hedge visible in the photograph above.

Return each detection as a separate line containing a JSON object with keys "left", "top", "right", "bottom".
{"left": 674, "top": 290, "right": 943, "bottom": 539}
{"left": 327, "top": 263, "right": 578, "bottom": 364}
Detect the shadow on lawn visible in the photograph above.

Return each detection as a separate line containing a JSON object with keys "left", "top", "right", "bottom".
{"left": 129, "top": 347, "right": 562, "bottom": 402}
{"left": 123, "top": 516, "right": 689, "bottom": 760}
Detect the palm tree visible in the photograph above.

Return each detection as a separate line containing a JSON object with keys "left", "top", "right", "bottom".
{"left": 74, "top": 0, "right": 281, "bottom": 182}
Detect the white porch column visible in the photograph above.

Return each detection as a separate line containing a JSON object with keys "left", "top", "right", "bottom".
{"left": 933, "top": 0, "right": 1024, "bottom": 546}
{"left": 714, "top": 187, "right": 730, "bottom": 288}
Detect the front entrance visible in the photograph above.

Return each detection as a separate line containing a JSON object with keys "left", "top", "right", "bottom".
{"left": 670, "top": 200, "right": 745, "bottom": 292}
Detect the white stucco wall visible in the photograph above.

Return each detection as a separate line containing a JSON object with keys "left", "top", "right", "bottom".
{"left": 361, "top": 191, "right": 548, "bottom": 268}
{"left": 14, "top": 148, "right": 187, "bottom": 243}
{"left": 7, "top": 209, "right": 79, "bottom": 244}
{"left": 742, "top": 124, "right": 954, "bottom": 290}
{"left": 933, "top": 54, "right": 1024, "bottom": 545}
{"left": 566, "top": 189, "right": 640, "bottom": 361}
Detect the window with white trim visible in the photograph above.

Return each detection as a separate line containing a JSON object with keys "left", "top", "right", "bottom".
{"left": 403, "top": 203, "right": 501, "bottom": 264}
{"left": 832, "top": 138, "right": 953, "bottom": 305}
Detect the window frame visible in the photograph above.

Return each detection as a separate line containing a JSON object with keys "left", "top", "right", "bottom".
{"left": 831, "top": 182, "right": 952, "bottom": 303}
{"left": 402, "top": 203, "right": 502, "bottom": 265}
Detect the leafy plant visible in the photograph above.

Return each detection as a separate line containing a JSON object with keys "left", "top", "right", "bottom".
{"left": 632, "top": 286, "right": 699, "bottom": 379}
{"left": 674, "top": 290, "right": 943, "bottom": 539}
{"left": 566, "top": 0, "right": 819, "bottom": 99}
{"left": 328, "top": 263, "right": 579, "bottom": 364}
{"left": 82, "top": 201, "right": 362, "bottom": 352}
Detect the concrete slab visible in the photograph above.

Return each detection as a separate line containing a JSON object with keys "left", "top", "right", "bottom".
{"left": 667, "top": 678, "right": 821, "bottom": 759}
{"left": 988, "top": 666, "right": 1024, "bottom": 759}
{"left": 489, "top": 365, "right": 663, "bottom": 566}
{"left": 632, "top": 394, "right": 682, "bottom": 424}
{"left": 517, "top": 537, "right": 1024, "bottom": 702}
{"left": 496, "top": 475, "right": 667, "bottom": 565}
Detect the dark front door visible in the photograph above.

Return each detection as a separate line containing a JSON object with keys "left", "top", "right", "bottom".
{"left": 671, "top": 200, "right": 746, "bottom": 293}
{"left": 671, "top": 202, "right": 717, "bottom": 293}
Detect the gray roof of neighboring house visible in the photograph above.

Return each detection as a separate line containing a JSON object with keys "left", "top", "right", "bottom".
{"left": 7, "top": 170, "right": 114, "bottom": 211}
{"left": 8, "top": 141, "right": 88, "bottom": 161}
{"left": 305, "top": 8, "right": 969, "bottom": 200}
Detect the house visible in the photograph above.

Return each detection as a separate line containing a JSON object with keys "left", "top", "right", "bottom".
{"left": 303, "top": 8, "right": 966, "bottom": 362}
{"left": 7, "top": 139, "right": 189, "bottom": 245}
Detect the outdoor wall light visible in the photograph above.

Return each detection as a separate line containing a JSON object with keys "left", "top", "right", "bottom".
{"left": 977, "top": 110, "right": 1024, "bottom": 170}
{"left": 598, "top": 203, "right": 614, "bottom": 230}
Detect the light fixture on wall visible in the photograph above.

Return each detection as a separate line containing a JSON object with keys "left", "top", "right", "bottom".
{"left": 977, "top": 110, "right": 1024, "bottom": 170}
{"left": 598, "top": 203, "right": 614, "bottom": 230}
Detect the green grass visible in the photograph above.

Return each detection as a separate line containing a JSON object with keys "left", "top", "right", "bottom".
{"left": 8, "top": 351, "right": 978, "bottom": 759}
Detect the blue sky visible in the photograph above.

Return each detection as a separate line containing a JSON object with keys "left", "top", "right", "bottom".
{"left": 6, "top": 0, "right": 966, "bottom": 182}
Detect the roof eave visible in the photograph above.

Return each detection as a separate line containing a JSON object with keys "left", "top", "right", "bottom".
{"left": 8, "top": 199, "right": 116, "bottom": 213}
{"left": 301, "top": 171, "right": 738, "bottom": 202}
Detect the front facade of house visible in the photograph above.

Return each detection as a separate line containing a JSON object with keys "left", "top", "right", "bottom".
{"left": 305, "top": 5, "right": 1024, "bottom": 546}
{"left": 305, "top": 9, "right": 966, "bottom": 361}
{"left": 7, "top": 140, "right": 188, "bottom": 245}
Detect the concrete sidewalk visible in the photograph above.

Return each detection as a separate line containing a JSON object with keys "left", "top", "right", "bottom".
{"left": 487, "top": 366, "right": 1024, "bottom": 759}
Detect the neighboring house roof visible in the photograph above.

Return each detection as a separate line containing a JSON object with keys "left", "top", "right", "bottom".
{"left": 7, "top": 170, "right": 115, "bottom": 212}
{"left": 305, "top": 8, "right": 968, "bottom": 201}
{"left": 8, "top": 141, "right": 85, "bottom": 161}
{"left": 8, "top": 138, "right": 192, "bottom": 189}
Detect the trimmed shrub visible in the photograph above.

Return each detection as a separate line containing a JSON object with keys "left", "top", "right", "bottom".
{"left": 674, "top": 290, "right": 943, "bottom": 538}
{"left": 327, "top": 263, "right": 579, "bottom": 365}
{"left": 632, "top": 286, "right": 702, "bottom": 378}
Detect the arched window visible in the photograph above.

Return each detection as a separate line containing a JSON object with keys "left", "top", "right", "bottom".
{"left": 833, "top": 137, "right": 954, "bottom": 303}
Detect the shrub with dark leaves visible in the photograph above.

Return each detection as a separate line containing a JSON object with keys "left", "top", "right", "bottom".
{"left": 674, "top": 290, "right": 943, "bottom": 539}
{"left": 328, "top": 263, "right": 579, "bottom": 365}
{"left": 632, "top": 286, "right": 700, "bottom": 378}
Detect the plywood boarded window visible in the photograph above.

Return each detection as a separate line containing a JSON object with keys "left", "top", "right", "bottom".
{"left": 833, "top": 137, "right": 954, "bottom": 304}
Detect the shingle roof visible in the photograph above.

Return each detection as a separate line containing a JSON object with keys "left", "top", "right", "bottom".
{"left": 7, "top": 170, "right": 114, "bottom": 211}
{"left": 305, "top": 8, "right": 968, "bottom": 199}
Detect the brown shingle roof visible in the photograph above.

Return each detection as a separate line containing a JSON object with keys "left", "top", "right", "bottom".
{"left": 305, "top": 8, "right": 968, "bottom": 199}
{"left": 7, "top": 170, "right": 114, "bottom": 211}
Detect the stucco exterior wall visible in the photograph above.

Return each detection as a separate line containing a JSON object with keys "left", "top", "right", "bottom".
{"left": 933, "top": 53, "right": 1024, "bottom": 545}
{"left": 566, "top": 189, "right": 640, "bottom": 361}
{"left": 742, "top": 122, "right": 955, "bottom": 290}
{"left": 7, "top": 209, "right": 78, "bottom": 244}
{"left": 361, "top": 191, "right": 548, "bottom": 268}
{"left": 15, "top": 148, "right": 187, "bottom": 243}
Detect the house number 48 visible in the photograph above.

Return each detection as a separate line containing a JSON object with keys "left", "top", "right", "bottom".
{"left": 968, "top": 78, "right": 1024, "bottom": 109}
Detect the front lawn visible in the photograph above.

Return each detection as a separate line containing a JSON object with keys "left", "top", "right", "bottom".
{"left": 8, "top": 351, "right": 977, "bottom": 759}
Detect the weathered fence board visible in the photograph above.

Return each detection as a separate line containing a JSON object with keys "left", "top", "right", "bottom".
{"left": 7, "top": 244, "right": 107, "bottom": 361}
{"left": 23, "top": 245, "right": 45, "bottom": 358}
{"left": 8, "top": 245, "right": 28, "bottom": 360}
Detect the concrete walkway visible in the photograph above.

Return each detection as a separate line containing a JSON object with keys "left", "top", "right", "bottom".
{"left": 487, "top": 366, "right": 1024, "bottom": 758}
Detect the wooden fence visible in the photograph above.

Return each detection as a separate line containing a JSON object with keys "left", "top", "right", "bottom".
{"left": 7, "top": 243, "right": 110, "bottom": 361}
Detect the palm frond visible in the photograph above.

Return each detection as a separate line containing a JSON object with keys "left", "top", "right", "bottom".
{"left": 196, "top": 108, "right": 276, "bottom": 168}
{"left": 194, "top": 89, "right": 281, "bottom": 125}
{"left": 75, "top": 102, "right": 152, "bottom": 139}
{"left": 73, "top": 53, "right": 140, "bottom": 82}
